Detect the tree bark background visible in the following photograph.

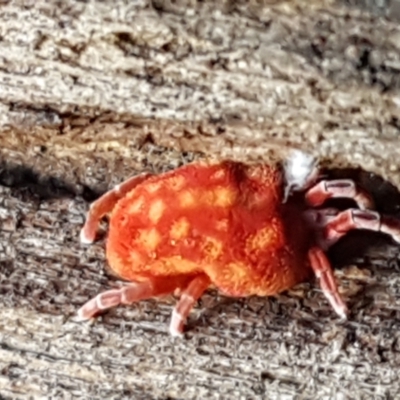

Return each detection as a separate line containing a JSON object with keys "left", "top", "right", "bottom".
{"left": 1, "top": 0, "right": 400, "bottom": 398}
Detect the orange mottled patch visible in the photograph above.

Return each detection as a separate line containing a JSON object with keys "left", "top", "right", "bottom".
{"left": 170, "top": 217, "right": 190, "bottom": 240}
{"left": 137, "top": 228, "right": 161, "bottom": 251}
{"left": 211, "top": 262, "right": 251, "bottom": 295}
{"left": 127, "top": 196, "right": 145, "bottom": 215}
{"left": 210, "top": 168, "right": 227, "bottom": 182}
{"left": 167, "top": 175, "right": 187, "bottom": 191}
{"left": 149, "top": 199, "right": 166, "bottom": 224}
{"left": 180, "top": 187, "right": 236, "bottom": 209}
{"left": 129, "top": 249, "right": 145, "bottom": 266}
{"left": 246, "top": 222, "right": 282, "bottom": 253}
{"left": 156, "top": 256, "right": 200, "bottom": 275}
{"left": 215, "top": 219, "right": 229, "bottom": 232}
{"left": 202, "top": 237, "right": 223, "bottom": 260}
{"left": 146, "top": 181, "right": 163, "bottom": 194}
{"left": 179, "top": 190, "right": 196, "bottom": 208}
{"left": 206, "top": 187, "right": 236, "bottom": 207}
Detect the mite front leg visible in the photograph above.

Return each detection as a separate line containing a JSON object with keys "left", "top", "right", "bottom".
{"left": 80, "top": 173, "right": 152, "bottom": 244}
{"left": 305, "top": 180, "right": 374, "bottom": 210}
{"left": 169, "top": 274, "right": 210, "bottom": 337}
{"left": 303, "top": 208, "right": 340, "bottom": 229}
{"left": 320, "top": 209, "right": 400, "bottom": 249}
{"left": 308, "top": 247, "right": 348, "bottom": 319}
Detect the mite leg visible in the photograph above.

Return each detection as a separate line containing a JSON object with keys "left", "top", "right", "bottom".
{"left": 308, "top": 247, "right": 348, "bottom": 319}
{"left": 318, "top": 209, "right": 400, "bottom": 249}
{"left": 303, "top": 208, "right": 341, "bottom": 250}
{"left": 77, "top": 275, "right": 193, "bottom": 321}
{"left": 305, "top": 180, "right": 374, "bottom": 210}
{"left": 169, "top": 274, "right": 211, "bottom": 337}
{"left": 303, "top": 208, "right": 340, "bottom": 229}
{"left": 80, "top": 173, "right": 152, "bottom": 244}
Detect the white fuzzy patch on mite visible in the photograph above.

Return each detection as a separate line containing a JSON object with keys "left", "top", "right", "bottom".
{"left": 283, "top": 150, "right": 319, "bottom": 200}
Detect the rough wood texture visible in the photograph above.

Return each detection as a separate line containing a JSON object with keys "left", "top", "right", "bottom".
{"left": 1, "top": 0, "right": 400, "bottom": 398}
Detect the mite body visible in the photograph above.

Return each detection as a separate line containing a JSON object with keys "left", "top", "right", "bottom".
{"left": 78, "top": 151, "right": 400, "bottom": 336}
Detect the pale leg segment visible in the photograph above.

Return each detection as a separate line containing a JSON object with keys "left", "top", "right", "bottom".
{"left": 169, "top": 274, "right": 211, "bottom": 337}
{"left": 305, "top": 180, "right": 374, "bottom": 210}
{"left": 302, "top": 208, "right": 341, "bottom": 250}
{"left": 80, "top": 173, "right": 152, "bottom": 244}
{"left": 77, "top": 275, "right": 193, "bottom": 321}
{"left": 308, "top": 247, "right": 348, "bottom": 319}
{"left": 302, "top": 208, "right": 340, "bottom": 229}
{"left": 77, "top": 281, "right": 154, "bottom": 320}
{"left": 320, "top": 209, "right": 400, "bottom": 249}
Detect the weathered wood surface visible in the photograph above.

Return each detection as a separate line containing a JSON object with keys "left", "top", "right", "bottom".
{"left": 1, "top": 0, "right": 400, "bottom": 398}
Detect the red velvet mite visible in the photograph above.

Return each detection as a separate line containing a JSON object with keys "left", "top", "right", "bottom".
{"left": 78, "top": 151, "right": 400, "bottom": 336}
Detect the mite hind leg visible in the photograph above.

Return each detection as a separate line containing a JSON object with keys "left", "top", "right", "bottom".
{"left": 77, "top": 274, "right": 194, "bottom": 321}
{"left": 80, "top": 173, "right": 152, "bottom": 244}
{"left": 169, "top": 274, "right": 211, "bottom": 337}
